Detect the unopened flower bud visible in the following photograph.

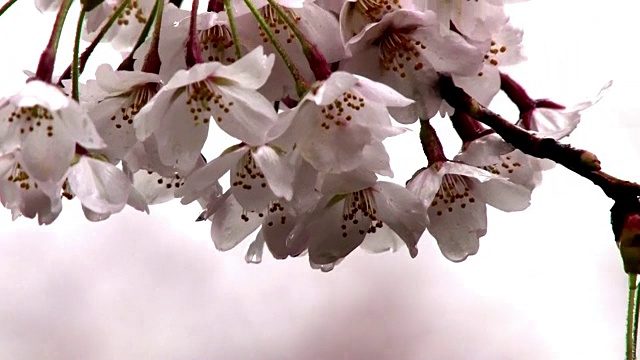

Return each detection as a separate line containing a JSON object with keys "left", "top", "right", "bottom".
{"left": 612, "top": 200, "right": 640, "bottom": 274}
{"left": 580, "top": 150, "right": 601, "bottom": 171}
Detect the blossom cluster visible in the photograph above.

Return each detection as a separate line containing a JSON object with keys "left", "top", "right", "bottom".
{"left": 0, "top": 0, "right": 606, "bottom": 270}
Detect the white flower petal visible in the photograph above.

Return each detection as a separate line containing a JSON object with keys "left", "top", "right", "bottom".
{"left": 20, "top": 125, "right": 75, "bottom": 182}
{"left": 472, "top": 176, "right": 531, "bottom": 212}
{"left": 245, "top": 232, "right": 265, "bottom": 264}
{"left": 210, "top": 192, "right": 262, "bottom": 251}
{"left": 177, "top": 147, "right": 246, "bottom": 204}
{"left": 251, "top": 145, "right": 293, "bottom": 201}
{"left": 67, "top": 157, "right": 131, "bottom": 214}
{"left": 213, "top": 46, "right": 275, "bottom": 89}
{"left": 427, "top": 191, "right": 487, "bottom": 262}
{"left": 215, "top": 85, "right": 278, "bottom": 146}
{"left": 373, "top": 181, "right": 428, "bottom": 257}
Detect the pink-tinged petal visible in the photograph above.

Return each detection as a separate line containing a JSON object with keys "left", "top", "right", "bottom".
{"left": 13, "top": 81, "right": 69, "bottom": 111}
{"left": 67, "top": 157, "right": 130, "bottom": 214}
{"left": 20, "top": 126, "right": 74, "bottom": 182}
{"left": 35, "top": 0, "right": 61, "bottom": 12}
{"left": 214, "top": 85, "right": 278, "bottom": 146}
{"left": 373, "top": 181, "right": 428, "bottom": 257}
{"left": 452, "top": 64, "right": 500, "bottom": 106}
{"left": 178, "top": 147, "right": 246, "bottom": 204}
{"left": 307, "top": 72, "right": 359, "bottom": 106}
{"left": 245, "top": 232, "right": 265, "bottom": 264}
{"left": 213, "top": 46, "right": 275, "bottom": 89}
{"left": 441, "top": 161, "right": 496, "bottom": 182}
{"left": 126, "top": 186, "right": 150, "bottom": 213}
{"left": 406, "top": 166, "right": 443, "bottom": 203}
{"left": 301, "top": 121, "right": 373, "bottom": 172}
{"left": 90, "top": 96, "right": 138, "bottom": 161}
{"left": 361, "top": 141, "right": 394, "bottom": 177}
{"left": 454, "top": 133, "right": 515, "bottom": 166}
{"left": 263, "top": 202, "right": 298, "bottom": 259}
{"left": 58, "top": 101, "right": 106, "bottom": 149}
{"left": 209, "top": 192, "right": 262, "bottom": 251}
{"left": 295, "top": 2, "right": 346, "bottom": 63}
{"left": 231, "top": 163, "right": 277, "bottom": 212}
{"left": 354, "top": 75, "right": 414, "bottom": 107}
{"left": 0, "top": 101, "right": 20, "bottom": 153}
{"left": 18, "top": 185, "right": 62, "bottom": 225}
{"left": 95, "top": 64, "right": 162, "bottom": 95}
{"left": 81, "top": 206, "right": 113, "bottom": 222}
{"left": 307, "top": 197, "right": 371, "bottom": 264}
{"left": 471, "top": 176, "right": 530, "bottom": 212}
{"left": 154, "top": 99, "right": 209, "bottom": 173}
{"left": 251, "top": 145, "right": 293, "bottom": 201}
{"left": 316, "top": 168, "right": 377, "bottom": 195}
{"left": 165, "top": 62, "right": 223, "bottom": 90}
{"left": 411, "top": 26, "right": 485, "bottom": 76}
{"left": 382, "top": 65, "right": 443, "bottom": 122}
{"left": 427, "top": 188, "right": 487, "bottom": 262}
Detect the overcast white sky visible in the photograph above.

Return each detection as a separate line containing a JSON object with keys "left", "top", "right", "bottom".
{"left": 0, "top": 1, "right": 638, "bottom": 359}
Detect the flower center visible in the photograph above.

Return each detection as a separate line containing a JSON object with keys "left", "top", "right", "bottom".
{"left": 116, "top": 0, "right": 147, "bottom": 26}
{"left": 5, "top": 162, "right": 37, "bottom": 191}
{"left": 110, "top": 83, "right": 157, "bottom": 129}
{"left": 431, "top": 174, "right": 475, "bottom": 216}
{"left": 481, "top": 154, "right": 522, "bottom": 175}
{"left": 186, "top": 79, "right": 233, "bottom": 126}
{"left": 355, "top": 0, "right": 402, "bottom": 23}
{"left": 319, "top": 91, "right": 365, "bottom": 130}
{"left": 199, "top": 25, "right": 237, "bottom": 64}
{"left": 259, "top": 5, "right": 301, "bottom": 45}
{"left": 7, "top": 105, "right": 55, "bottom": 137}
{"left": 232, "top": 152, "right": 267, "bottom": 191}
{"left": 342, "top": 190, "right": 383, "bottom": 237}
{"left": 478, "top": 40, "right": 508, "bottom": 77}
{"left": 378, "top": 31, "right": 426, "bottom": 78}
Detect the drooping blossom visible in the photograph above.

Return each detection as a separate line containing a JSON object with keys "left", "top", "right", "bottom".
{"left": 0, "top": 80, "right": 105, "bottom": 183}
{"left": 407, "top": 160, "right": 530, "bottom": 262}
{"left": 341, "top": 9, "right": 486, "bottom": 122}
{"left": 135, "top": 46, "right": 278, "bottom": 174}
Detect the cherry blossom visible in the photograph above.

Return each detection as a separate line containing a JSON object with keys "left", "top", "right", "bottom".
{"left": 0, "top": 80, "right": 105, "bottom": 183}
{"left": 235, "top": 0, "right": 345, "bottom": 100}
{"left": 342, "top": 9, "right": 486, "bottom": 122}
{"left": 407, "top": 160, "right": 530, "bottom": 262}
{"left": 287, "top": 181, "right": 428, "bottom": 267}
{"left": 278, "top": 71, "right": 411, "bottom": 174}
{"left": 66, "top": 155, "right": 149, "bottom": 221}
{"left": 85, "top": 64, "right": 162, "bottom": 162}
{"left": 134, "top": 46, "right": 278, "bottom": 174}
{"left": 0, "top": 150, "right": 63, "bottom": 225}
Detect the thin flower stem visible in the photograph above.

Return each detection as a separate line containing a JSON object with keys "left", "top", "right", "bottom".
{"left": 118, "top": 0, "right": 157, "bottom": 70}
{"left": 628, "top": 274, "right": 638, "bottom": 360}
{"left": 35, "top": 0, "right": 74, "bottom": 83}
{"left": 0, "top": 0, "right": 18, "bottom": 18}
{"left": 265, "top": 0, "right": 330, "bottom": 80}
{"left": 634, "top": 278, "right": 640, "bottom": 360}
{"left": 185, "top": 0, "right": 204, "bottom": 67}
{"left": 242, "top": 0, "right": 308, "bottom": 97}
{"left": 223, "top": 0, "right": 242, "bottom": 59}
{"left": 141, "top": 0, "right": 164, "bottom": 73}
{"left": 59, "top": 0, "right": 131, "bottom": 81}
{"left": 71, "top": 8, "right": 86, "bottom": 101}
{"left": 419, "top": 118, "right": 447, "bottom": 165}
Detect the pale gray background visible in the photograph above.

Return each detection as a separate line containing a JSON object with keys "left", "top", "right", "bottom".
{"left": 0, "top": 1, "right": 637, "bottom": 359}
